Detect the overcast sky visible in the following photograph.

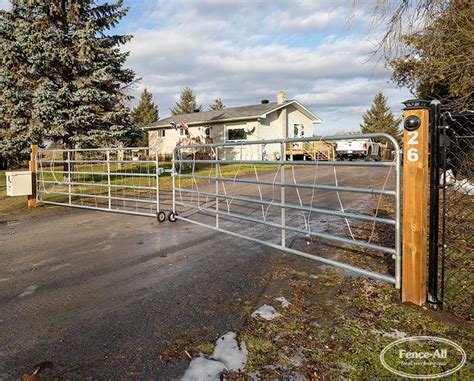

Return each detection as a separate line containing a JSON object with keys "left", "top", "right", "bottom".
{"left": 1, "top": 0, "right": 413, "bottom": 135}
{"left": 116, "top": 0, "right": 412, "bottom": 134}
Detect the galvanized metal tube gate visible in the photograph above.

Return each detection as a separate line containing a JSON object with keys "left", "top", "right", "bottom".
{"left": 36, "top": 147, "right": 167, "bottom": 221}
{"left": 172, "top": 134, "right": 401, "bottom": 287}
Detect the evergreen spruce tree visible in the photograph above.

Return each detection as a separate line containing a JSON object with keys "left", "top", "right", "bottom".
{"left": 133, "top": 89, "right": 158, "bottom": 128}
{"left": 132, "top": 88, "right": 158, "bottom": 146}
{"left": 209, "top": 98, "right": 225, "bottom": 111}
{"left": 360, "top": 93, "right": 402, "bottom": 143}
{"left": 0, "top": 0, "right": 136, "bottom": 163}
{"left": 170, "top": 87, "right": 202, "bottom": 115}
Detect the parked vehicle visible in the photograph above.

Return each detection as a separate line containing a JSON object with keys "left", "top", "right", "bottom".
{"left": 334, "top": 138, "right": 382, "bottom": 161}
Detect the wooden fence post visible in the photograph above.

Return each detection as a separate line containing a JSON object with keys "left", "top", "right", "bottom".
{"left": 401, "top": 99, "right": 431, "bottom": 305}
{"left": 28, "top": 144, "right": 38, "bottom": 208}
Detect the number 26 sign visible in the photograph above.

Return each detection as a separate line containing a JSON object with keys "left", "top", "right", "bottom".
{"left": 404, "top": 115, "right": 421, "bottom": 163}
{"left": 407, "top": 131, "right": 419, "bottom": 162}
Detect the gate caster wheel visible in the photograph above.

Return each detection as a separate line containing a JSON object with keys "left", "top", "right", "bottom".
{"left": 157, "top": 211, "right": 166, "bottom": 223}
{"left": 168, "top": 212, "right": 178, "bottom": 222}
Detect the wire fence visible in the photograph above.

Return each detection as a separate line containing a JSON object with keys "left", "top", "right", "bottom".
{"left": 435, "top": 111, "right": 473, "bottom": 319}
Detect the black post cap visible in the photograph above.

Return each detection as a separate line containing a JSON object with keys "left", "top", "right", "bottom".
{"left": 402, "top": 99, "right": 431, "bottom": 110}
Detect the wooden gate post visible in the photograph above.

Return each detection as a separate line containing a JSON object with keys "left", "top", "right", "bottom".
{"left": 401, "top": 99, "right": 431, "bottom": 305}
{"left": 28, "top": 144, "right": 38, "bottom": 208}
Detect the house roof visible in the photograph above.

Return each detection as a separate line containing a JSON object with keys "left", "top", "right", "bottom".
{"left": 145, "top": 100, "right": 321, "bottom": 129}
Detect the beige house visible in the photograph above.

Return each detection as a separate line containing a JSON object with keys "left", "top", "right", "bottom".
{"left": 146, "top": 92, "right": 321, "bottom": 160}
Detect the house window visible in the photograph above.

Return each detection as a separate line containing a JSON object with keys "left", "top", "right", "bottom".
{"left": 294, "top": 124, "right": 304, "bottom": 137}
{"left": 205, "top": 126, "right": 211, "bottom": 137}
{"left": 227, "top": 128, "right": 247, "bottom": 141}
{"left": 158, "top": 129, "right": 166, "bottom": 137}
{"left": 180, "top": 129, "right": 189, "bottom": 136}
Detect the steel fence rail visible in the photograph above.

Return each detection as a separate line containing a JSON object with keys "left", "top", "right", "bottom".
{"left": 173, "top": 201, "right": 397, "bottom": 255}
{"left": 41, "top": 190, "right": 159, "bottom": 204}
{"left": 176, "top": 173, "right": 396, "bottom": 196}
{"left": 174, "top": 159, "right": 396, "bottom": 167}
{"left": 39, "top": 200, "right": 158, "bottom": 218}
{"left": 175, "top": 187, "right": 396, "bottom": 225}
{"left": 45, "top": 159, "right": 156, "bottom": 164}
{"left": 39, "top": 179, "right": 157, "bottom": 191}
{"left": 42, "top": 170, "right": 157, "bottom": 177}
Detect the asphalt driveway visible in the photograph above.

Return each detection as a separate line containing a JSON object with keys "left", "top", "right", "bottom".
{"left": 0, "top": 165, "right": 396, "bottom": 379}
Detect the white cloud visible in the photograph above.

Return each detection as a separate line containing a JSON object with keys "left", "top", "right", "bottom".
{"left": 0, "top": 0, "right": 11, "bottom": 10}
{"left": 121, "top": 0, "right": 410, "bottom": 133}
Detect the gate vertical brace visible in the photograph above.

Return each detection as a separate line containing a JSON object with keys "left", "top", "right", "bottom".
{"left": 280, "top": 141, "right": 286, "bottom": 247}
{"left": 215, "top": 147, "right": 219, "bottom": 229}
{"left": 172, "top": 149, "right": 176, "bottom": 215}
{"left": 67, "top": 151, "right": 72, "bottom": 205}
{"left": 428, "top": 100, "right": 441, "bottom": 307}
{"left": 106, "top": 150, "right": 111, "bottom": 210}
{"left": 395, "top": 139, "right": 402, "bottom": 289}
{"left": 155, "top": 150, "right": 160, "bottom": 214}
{"left": 402, "top": 99, "right": 431, "bottom": 305}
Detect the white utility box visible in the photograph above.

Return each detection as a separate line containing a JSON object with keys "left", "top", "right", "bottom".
{"left": 6, "top": 171, "right": 33, "bottom": 196}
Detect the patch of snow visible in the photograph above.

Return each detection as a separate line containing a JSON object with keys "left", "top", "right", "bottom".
{"left": 454, "top": 178, "right": 474, "bottom": 195}
{"left": 441, "top": 170, "right": 474, "bottom": 195}
{"left": 181, "top": 332, "right": 248, "bottom": 380}
{"left": 213, "top": 332, "right": 247, "bottom": 371}
{"left": 442, "top": 169, "right": 456, "bottom": 185}
{"left": 275, "top": 297, "right": 291, "bottom": 308}
{"left": 251, "top": 304, "right": 280, "bottom": 320}
{"left": 181, "top": 355, "right": 225, "bottom": 381}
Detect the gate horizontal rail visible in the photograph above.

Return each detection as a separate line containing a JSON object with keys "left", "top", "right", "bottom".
{"left": 174, "top": 159, "right": 396, "bottom": 167}
{"left": 42, "top": 170, "right": 155, "bottom": 177}
{"left": 40, "top": 179, "right": 157, "bottom": 191}
{"left": 41, "top": 190, "right": 158, "bottom": 204}
{"left": 175, "top": 188, "right": 396, "bottom": 225}
{"left": 175, "top": 203, "right": 396, "bottom": 255}
{"left": 172, "top": 133, "right": 401, "bottom": 287}
{"left": 176, "top": 174, "right": 395, "bottom": 195}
